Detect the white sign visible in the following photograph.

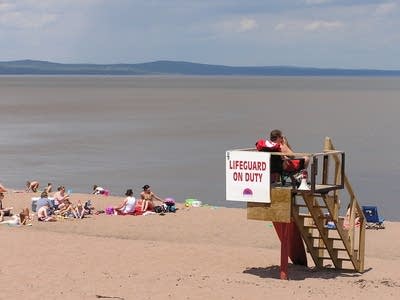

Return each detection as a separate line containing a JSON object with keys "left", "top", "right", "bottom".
{"left": 226, "top": 150, "right": 271, "bottom": 203}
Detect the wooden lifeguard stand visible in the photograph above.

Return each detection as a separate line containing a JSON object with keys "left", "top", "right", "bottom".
{"left": 245, "top": 137, "right": 366, "bottom": 279}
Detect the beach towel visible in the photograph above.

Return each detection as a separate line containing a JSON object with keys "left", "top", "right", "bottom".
{"left": 105, "top": 207, "right": 114, "bottom": 215}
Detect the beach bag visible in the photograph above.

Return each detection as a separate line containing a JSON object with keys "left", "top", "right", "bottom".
{"left": 167, "top": 205, "right": 176, "bottom": 213}
{"left": 105, "top": 206, "right": 114, "bottom": 215}
{"left": 164, "top": 197, "right": 175, "bottom": 206}
{"left": 153, "top": 205, "right": 166, "bottom": 214}
{"left": 163, "top": 198, "right": 176, "bottom": 212}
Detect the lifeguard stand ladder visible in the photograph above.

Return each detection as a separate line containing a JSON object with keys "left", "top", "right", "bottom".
{"left": 247, "top": 137, "right": 365, "bottom": 280}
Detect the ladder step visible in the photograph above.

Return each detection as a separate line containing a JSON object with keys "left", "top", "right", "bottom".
{"left": 337, "top": 258, "right": 352, "bottom": 262}
{"left": 317, "top": 256, "right": 332, "bottom": 260}
{"left": 304, "top": 224, "right": 336, "bottom": 230}
{"left": 313, "top": 246, "right": 346, "bottom": 251}
{"left": 318, "top": 256, "right": 351, "bottom": 260}
{"left": 295, "top": 204, "right": 328, "bottom": 209}
{"left": 298, "top": 213, "right": 312, "bottom": 218}
{"left": 304, "top": 225, "right": 317, "bottom": 229}
{"left": 309, "top": 236, "right": 342, "bottom": 240}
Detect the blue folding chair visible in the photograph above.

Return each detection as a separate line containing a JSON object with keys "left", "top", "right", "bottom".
{"left": 362, "top": 206, "right": 385, "bottom": 229}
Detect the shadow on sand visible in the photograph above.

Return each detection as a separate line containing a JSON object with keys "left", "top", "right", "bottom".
{"left": 243, "top": 264, "right": 372, "bottom": 281}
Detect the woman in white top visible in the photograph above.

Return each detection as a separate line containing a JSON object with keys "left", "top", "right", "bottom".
{"left": 114, "top": 189, "right": 136, "bottom": 215}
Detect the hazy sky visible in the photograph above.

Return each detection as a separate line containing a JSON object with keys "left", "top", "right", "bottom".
{"left": 1, "top": 0, "right": 399, "bottom": 69}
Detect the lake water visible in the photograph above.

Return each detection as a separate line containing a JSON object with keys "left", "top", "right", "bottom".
{"left": 1, "top": 76, "right": 399, "bottom": 220}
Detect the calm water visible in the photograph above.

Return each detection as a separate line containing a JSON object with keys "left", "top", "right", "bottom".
{"left": 1, "top": 76, "right": 399, "bottom": 220}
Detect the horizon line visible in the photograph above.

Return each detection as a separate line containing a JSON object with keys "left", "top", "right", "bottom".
{"left": 2, "top": 59, "right": 400, "bottom": 72}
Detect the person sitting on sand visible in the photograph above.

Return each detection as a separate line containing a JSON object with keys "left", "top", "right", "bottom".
{"left": 92, "top": 185, "right": 106, "bottom": 195}
{"left": 0, "top": 214, "right": 21, "bottom": 225}
{"left": 57, "top": 203, "right": 79, "bottom": 218}
{"left": 19, "top": 207, "right": 31, "bottom": 225}
{"left": 52, "top": 187, "right": 79, "bottom": 218}
{"left": 37, "top": 205, "right": 56, "bottom": 222}
{"left": 0, "top": 192, "right": 13, "bottom": 222}
{"left": 83, "top": 200, "right": 94, "bottom": 215}
{"left": 36, "top": 191, "right": 55, "bottom": 215}
{"left": 0, "top": 204, "right": 30, "bottom": 225}
{"left": 53, "top": 186, "right": 70, "bottom": 210}
{"left": 57, "top": 200, "right": 78, "bottom": 217}
{"left": 343, "top": 204, "right": 361, "bottom": 230}
{"left": 74, "top": 201, "right": 86, "bottom": 219}
{"left": 140, "top": 185, "right": 165, "bottom": 212}
{"left": 114, "top": 189, "right": 137, "bottom": 215}
{"left": 26, "top": 180, "right": 40, "bottom": 193}
{"left": 44, "top": 183, "right": 53, "bottom": 194}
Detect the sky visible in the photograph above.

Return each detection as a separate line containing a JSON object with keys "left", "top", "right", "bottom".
{"left": 0, "top": 0, "right": 399, "bottom": 69}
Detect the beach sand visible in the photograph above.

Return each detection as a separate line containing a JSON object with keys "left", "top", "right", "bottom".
{"left": 1, "top": 192, "right": 399, "bottom": 299}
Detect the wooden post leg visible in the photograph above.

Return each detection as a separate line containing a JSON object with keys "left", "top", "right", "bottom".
{"left": 280, "top": 223, "right": 289, "bottom": 280}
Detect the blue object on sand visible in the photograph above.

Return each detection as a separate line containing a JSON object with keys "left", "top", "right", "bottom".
{"left": 362, "top": 206, "right": 385, "bottom": 229}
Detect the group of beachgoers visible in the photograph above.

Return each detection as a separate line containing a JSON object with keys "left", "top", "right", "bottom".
{"left": 1, "top": 180, "right": 175, "bottom": 225}
{"left": 108, "top": 184, "right": 174, "bottom": 216}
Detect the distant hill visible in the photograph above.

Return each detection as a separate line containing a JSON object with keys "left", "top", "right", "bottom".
{"left": 1, "top": 59, "right": 400, "bottom": 76}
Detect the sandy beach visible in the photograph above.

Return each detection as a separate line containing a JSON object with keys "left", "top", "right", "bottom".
{"left": 0, "top": 191, "right": 399, "bottom": 299}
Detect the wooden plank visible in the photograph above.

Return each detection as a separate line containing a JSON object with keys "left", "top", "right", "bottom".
{"left": 322, "top": 154, "right": 329, "bottom": 185}
{"left": 247, "top": 187, "right": 292, "bottom": 223}
{"left": 324, "top": 137, "right": 365, "bottom": 272}
{"left": 358, "top": 220, "right": 366, "bottom": 272}
{"left": 292, "top": 212, "right": 322, "bottom": 268}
